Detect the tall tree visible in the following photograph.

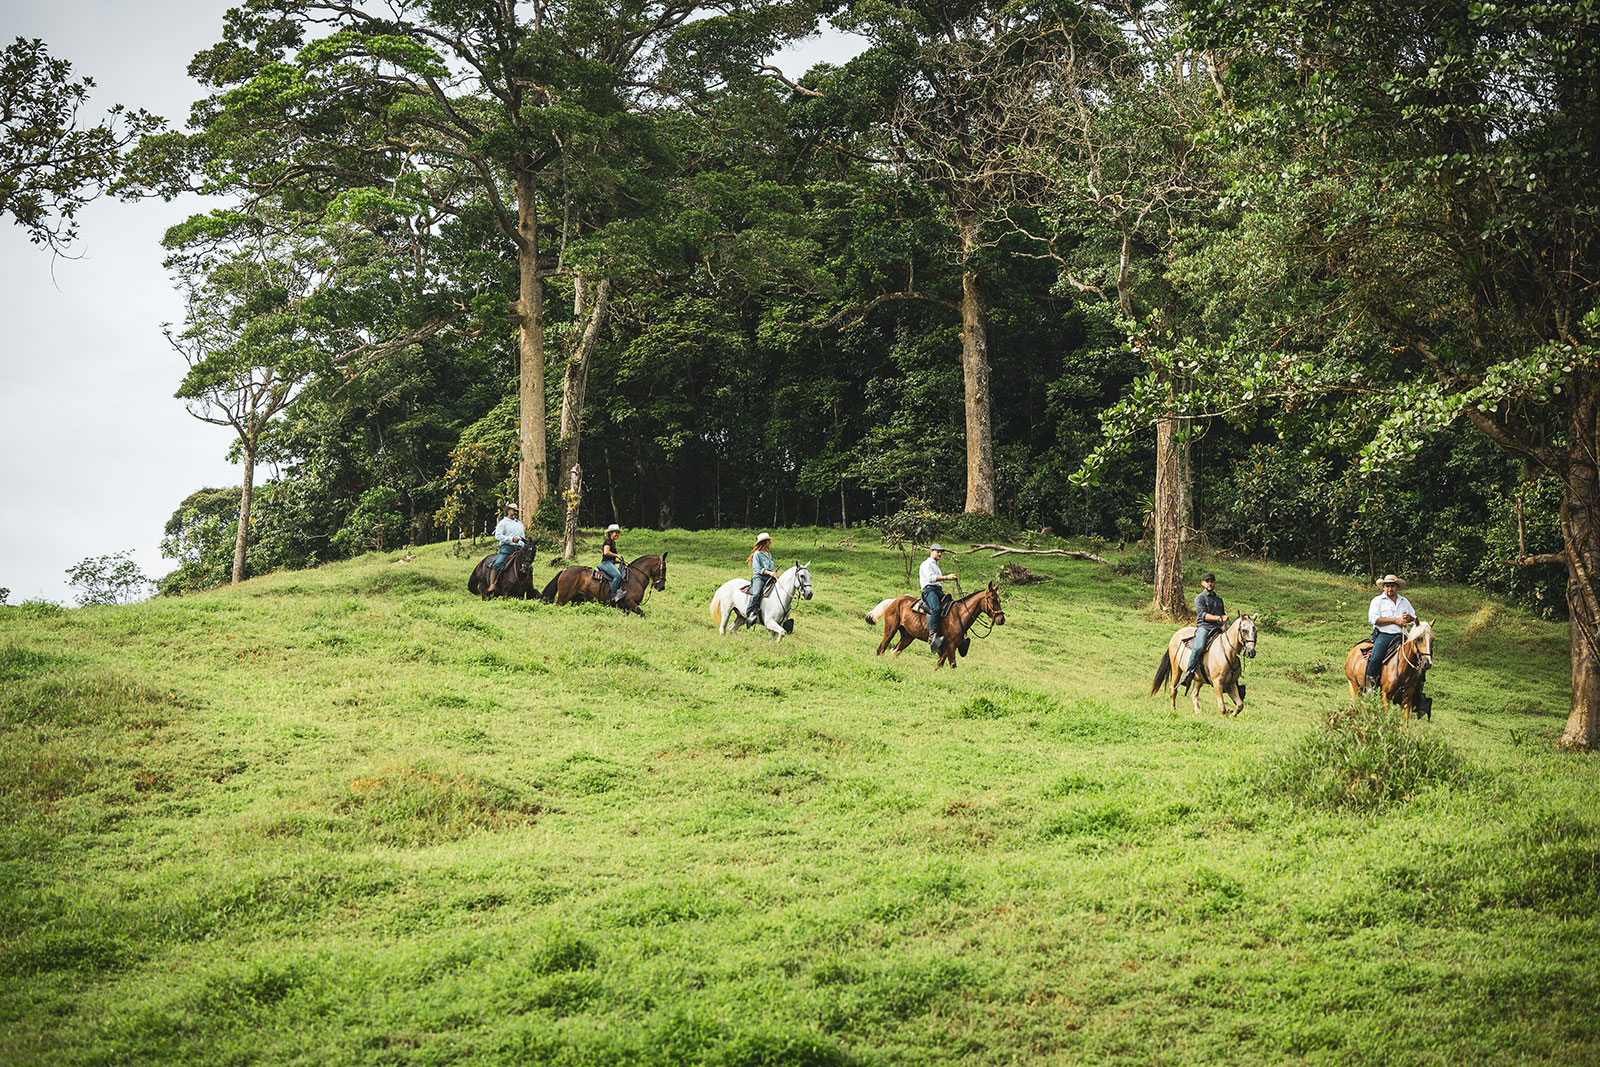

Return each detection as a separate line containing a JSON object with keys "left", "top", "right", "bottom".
{"left": 166, "top": 0, "right": 819, "bottom": 522}
{"left": 0, "top": 37, "right": 162, "bottom": 251}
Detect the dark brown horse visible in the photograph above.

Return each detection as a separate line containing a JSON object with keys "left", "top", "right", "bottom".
{"left": 466, "top": 540, "right": 539, "bottom": 600}
{"left": 540, "top": 553, "right": 668, "bottom": 615}
{"left": 865, "top": 582, "right": 1005, "bottom": 669}
{"left": 1345, "top": 620, "right": 1435, "bottom": 719}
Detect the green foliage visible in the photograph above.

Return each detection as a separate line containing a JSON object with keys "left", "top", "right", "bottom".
{"left": 1260, "top": 702, "right": 1468, "bottom": 813}
{"left": 64, "top": 550, "right": 150, "bottom": 606}
{"left": 0, "top": 37, "right": 164, "bottom": 251}
{"left": 330, "top": 486, "right": 408, "bottom": 557}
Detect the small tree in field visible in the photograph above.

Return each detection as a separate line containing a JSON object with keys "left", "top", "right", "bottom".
{"left": 66, "top": 551, "right": 150, "bottom": 606}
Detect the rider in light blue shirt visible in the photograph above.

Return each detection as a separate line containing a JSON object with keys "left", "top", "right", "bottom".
{"left": 919, "top": 543, "right": 956, "bottom": 654}
{"left": 486, "top": 504, "right": 526, "bottom": 594}
{"left": 746, "top": 533, "right": 775, "bottom": 624}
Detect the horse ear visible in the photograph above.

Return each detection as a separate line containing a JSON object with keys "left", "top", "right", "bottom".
{"left": 804, "top": 560, "right": 811, "bottom": 568}
{"left": 988, "top": 580, "right": 997, "bottom": 591}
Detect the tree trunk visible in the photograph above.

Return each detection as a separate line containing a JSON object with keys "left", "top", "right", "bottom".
{"left": 232, "top": 445, "right": 255, "bottom": 586}
{"left": 1152, "top": 411, "right": 1188, "bottom": 619}
{"left": 1558, "top": 428, "right": 1600, "bottom": 750}
{"left": 515, "top": 170, "right": 548, "bottom": 520}
{"left": 562, "top": 462, "right": 582, "bottom": 562}
{"left": 557, "top": 272, "right": 612, "bottom": 558}
{"left": 957, "top": 214, "right": 996, "bottom": 515}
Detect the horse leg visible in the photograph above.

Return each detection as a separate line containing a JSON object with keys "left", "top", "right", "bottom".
{"left": 893, "top": 629, "right": 914, "bottom": 656}
{"left": 876, "top": 618, "right": 893, "bottom": 656}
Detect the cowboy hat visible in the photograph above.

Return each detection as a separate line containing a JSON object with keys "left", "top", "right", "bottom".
{"left": 605, "top": 523, "right": 621, "bottom": 533}
{"left": 1377, "top": 573, "right": 1405, "bottom": 587}
{"left": 755, "top": 532, "right": 771, "bottom": 543}
{"left": 504, "top": 503, "right": 519, "bottom": 512}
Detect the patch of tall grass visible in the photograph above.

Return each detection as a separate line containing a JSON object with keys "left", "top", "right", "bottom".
{"left": 1260, "top": 699, "right": 1468, "bottom": 811}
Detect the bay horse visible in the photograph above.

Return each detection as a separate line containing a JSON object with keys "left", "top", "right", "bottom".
{"left": 466, "top": 540, "right": 539, "bottom": 600}
{"left": 709, "top": 562, "right": 814, "bottom": 641}
{"left": 1344, "top": 620, "right": 1434, "bottom": 718}
{"left": 865, "top": 582, "right": 1005, "bottom": 669}
{"left": 540, "top": 553, "right": 668, "bottom": 615}
{"left": 1151, "top": 614, "right": 1259, "bottom": 716}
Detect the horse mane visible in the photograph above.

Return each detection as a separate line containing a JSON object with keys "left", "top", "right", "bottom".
{"left": 1407, "top": 620, "right": 1432, "bottom": 641}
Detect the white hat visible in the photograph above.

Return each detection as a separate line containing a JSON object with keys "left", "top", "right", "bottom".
{"left": 1377, "top": 573, "right": 1405, "bottom": 588}
{"left": 929, "top": 542, "right": 945, "bottom": 552}
{"left": 756, "top": 532, "right": 771, "bottom": 543}
{"left": 606, "top": 523, "right": 620, "bottom": 533}
{"left": 505, "top": 503, "right": 519, "bottom": 511}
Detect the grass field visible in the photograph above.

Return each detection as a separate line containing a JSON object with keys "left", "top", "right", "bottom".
{"left": 2, "top": 528, "right": 1596, "bottom": 1065}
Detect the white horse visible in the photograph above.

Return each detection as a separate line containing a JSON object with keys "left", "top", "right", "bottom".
{"left": 709, "top": 562, "right": 814, "bottom": 641}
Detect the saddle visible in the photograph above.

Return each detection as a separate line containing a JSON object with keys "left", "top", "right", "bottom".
{"left": 738, "top": 581, "right": 778, "bottom": 600}
{"left": 1354, "top": 639, "right": 1399, "bottom": 665}
{"left": 1178, "top": 628, "right": 1221, "bottom": 655}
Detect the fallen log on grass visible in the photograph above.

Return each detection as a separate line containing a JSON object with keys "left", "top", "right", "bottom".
{"left": 959, "top": 544, "right": 1111, "bottom": 564}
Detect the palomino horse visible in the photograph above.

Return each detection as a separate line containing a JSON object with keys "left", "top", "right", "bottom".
{"left": 540, "top": 553, "right": 668, "bottom": 615}
{"left": 1151, "top": 615, "right": 1259, "bottom": 715}
{"left": 1344, "top": 620, "right": 1434, "bottom": 718}
{"left": 865, "top": 582, "right": 1006, "bottom": 669}
{"left": 466, "top": 540, "right": 539, "bottom": 600}
{"left": 709, "top": 562, "right": 814, "bottom": 641}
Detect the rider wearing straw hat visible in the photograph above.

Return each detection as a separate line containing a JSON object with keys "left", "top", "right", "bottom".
{"left": 747, "top": 533, "right": 776, "bottom": 625}
{"left": 1366, "top": 573, "right": 1417, "bottom": 689}
{"left": 485, "top": 503, "right": 526, "bottom": 595}
{"left": 920, "top": 543, "right": 957, "bottom": 654}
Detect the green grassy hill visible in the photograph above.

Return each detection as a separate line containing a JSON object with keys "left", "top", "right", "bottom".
{"left": 2, "top": 529, "right": 1595, "bottom": 1065}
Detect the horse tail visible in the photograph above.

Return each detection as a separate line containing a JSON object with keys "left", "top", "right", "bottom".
{"left": 1151, "top": 650, "right": 1173, "bottom": 695}
{"left": 710, "top": 594, "right": 723, "bottom": 627}
{"left": 468, "top": 566, "right": 481, "bottom": 595}
{"left": 865, "top": 598, "right": 895, "bottom": 626}
{"left": 539, "top": 575, "right": 560, "bottom": 603}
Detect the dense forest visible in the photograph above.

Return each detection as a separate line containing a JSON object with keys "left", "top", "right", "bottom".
{"left": 121, "top": 2, "right": 1595, "bottom": 743}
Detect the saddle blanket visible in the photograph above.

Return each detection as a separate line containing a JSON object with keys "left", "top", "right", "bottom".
{"left": 738, "top": 582, "right": 777, "bottom": 599}
{"left": 1355, "top": 640, "right": 1399, "bottom": 665}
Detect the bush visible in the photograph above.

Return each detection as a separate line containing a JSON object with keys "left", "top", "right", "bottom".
{"left": 1259, "top": 701, "right": 1467, "bottom": 812}
{"left": 65, "top": 551, "right": 151, "bottom": 606}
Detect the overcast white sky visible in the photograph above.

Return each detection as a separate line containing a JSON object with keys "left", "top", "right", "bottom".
{"left": 0, "top": 2, "right": 857, "bottom": 605}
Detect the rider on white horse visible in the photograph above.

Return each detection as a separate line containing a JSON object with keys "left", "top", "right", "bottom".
{"left": 747, "top": 533, "right": 776, "bottom": 625}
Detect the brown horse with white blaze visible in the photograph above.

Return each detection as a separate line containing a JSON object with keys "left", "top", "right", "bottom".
{"left": 1151, "top": 614, "right": 1259, "bottom": 715}
{"left": 1345, "top": 620, "right": 1434, "bottom": 718}
{"left": 865, "top": 582, "right": 1005, "bottom": 668}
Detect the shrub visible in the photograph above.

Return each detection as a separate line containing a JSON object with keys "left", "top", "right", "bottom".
{"left": 1259, "top": 701, "right": 1467, "bottom": 812}
{"left": 65, "top": 550, "right": 151, "bottom": 606}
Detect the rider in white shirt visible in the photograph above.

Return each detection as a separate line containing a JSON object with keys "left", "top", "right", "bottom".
{"left": 486, "top": 504, "right": 527, "bottom": 594}
{"left": 1366, "top": 573, "right": 1416, "bottom": 688}
{"left": 920, "top": 543, "right": 957, "bottom": 654}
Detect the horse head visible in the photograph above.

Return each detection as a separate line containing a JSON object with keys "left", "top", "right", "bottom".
{"left": 795, "top": 561, "right": 814, "bottom": 601}
{"left": 1238, "top": 614, "right": 1258, "bottom": 658}
{"left": 985, "top": 580, "right": 1005, "bottom": 625}
{"left": 1407, "top": 620, "right": 1434, "bottom": 672}
{"left": 650, "top": 551, "right": 669, "bottom": 591}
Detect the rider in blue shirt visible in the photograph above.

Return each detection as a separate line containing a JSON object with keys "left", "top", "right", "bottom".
{"left": 746, "top": 533, "right": 775, "bottom": 624}
{"left": 1178, "top": 572, "right": 1227, "bottom": 687}
{"left": 486, "top": 504, "right": 526, "bottom": 595}
{"left": 598, "top": 523, "right": 626, "bottom": 604}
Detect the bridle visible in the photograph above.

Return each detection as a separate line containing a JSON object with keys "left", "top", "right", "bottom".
{"left": 956, "top": 588, "right": 1004, "bottom": 640}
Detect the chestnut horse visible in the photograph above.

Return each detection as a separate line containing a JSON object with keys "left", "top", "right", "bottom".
{"left": 1345, "top": 620, "right": 1434, "bottom": 718}
{"left": 864, "top": 582, "right": 1005, "bottom": 669}
{"left": 1150, "top": 615, "right": 1259, "bottom": 716}
{"left": 466, "top": 540, "right": 539, "bottom": 600}
{"left": 539, "top": 553, "right": 668, "bottom": 615}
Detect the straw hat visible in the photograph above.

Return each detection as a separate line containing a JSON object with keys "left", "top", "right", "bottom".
{"left": 755, "top": 532, "right": 771, "bottom": 544}
{"left": 1377, "top": 573, "right": 1405, "bottom": 588}
{"left": 605, "top": 523, "right": 621, "bottom": 534}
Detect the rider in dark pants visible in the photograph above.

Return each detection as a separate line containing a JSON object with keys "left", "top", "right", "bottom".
{"left": 1366, "top": 573, "right": 1416, "bottom": 689}
{"left": 919, "top": 543, "right": 956, "bottom": 654}
{"left": 598, "top": 524, "right": 626, "bottom": 604}
{"left": 746, "top": 533, "right": 775, "bottom": 624}
{"left": 1179, "top": 572, "right": 1227, "bottom": 688}
{"left": 486, "top": 503, "right": 526, "bottom": 595}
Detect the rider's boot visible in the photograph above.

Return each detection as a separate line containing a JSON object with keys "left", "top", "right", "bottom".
{"left": 928, "top": 617, "right": 944, "bottom": 653}
{"left": 611, "top": 585, "right": 627, "bottom": 605}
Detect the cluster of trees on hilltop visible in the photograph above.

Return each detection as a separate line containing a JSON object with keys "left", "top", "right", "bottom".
{"left": 98, "top": 2, "right": 1592, "bottom": 744}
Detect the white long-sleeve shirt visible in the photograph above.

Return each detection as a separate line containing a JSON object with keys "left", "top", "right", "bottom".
{"left": 919, "top": 556, "right": 945, "bottom": 590}
{"left": 1368, "top": 591, "right": 1416, "bottom": 634}
{"left": 494, "top": 517, "right": 526, "bottom": 546}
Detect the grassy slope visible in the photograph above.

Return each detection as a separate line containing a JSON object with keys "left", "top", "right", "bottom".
{"left": 1, "top": 529, "right": 1595, "bottom": 1066}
